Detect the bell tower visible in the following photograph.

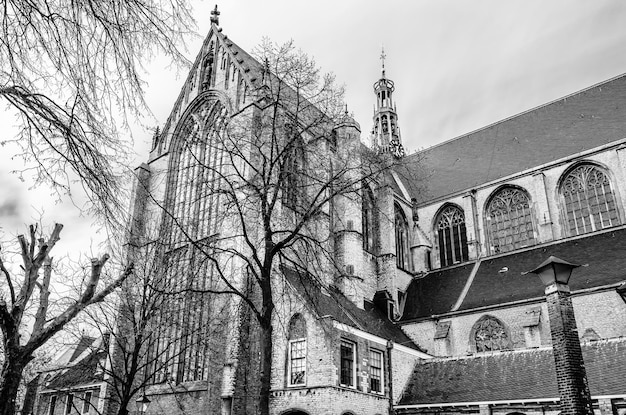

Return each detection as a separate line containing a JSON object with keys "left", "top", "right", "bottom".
{"left": 371, "top": 48, "right": 405, "bottom": 158}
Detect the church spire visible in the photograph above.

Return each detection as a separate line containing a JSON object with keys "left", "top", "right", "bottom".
{"left": 371, "top": 48, "right": 405, "bottom": 158}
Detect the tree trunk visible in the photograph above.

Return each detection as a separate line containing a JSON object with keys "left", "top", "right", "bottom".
{"left": 258, "top": 315, "right": 273, "bottom": 415}
{"left": 0, "top": 355, "right": 28, "bottom": 415}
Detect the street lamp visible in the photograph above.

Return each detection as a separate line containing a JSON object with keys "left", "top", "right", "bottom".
{"left": 528, "top": 255, "right": 593, "bottom": 415}
{"left": 135, "top": 394, "right": 151, "bottom": 415}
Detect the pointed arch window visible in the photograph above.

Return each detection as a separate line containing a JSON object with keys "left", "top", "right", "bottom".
{"left": 362, "top": 184, "right": 377, "bottom": 253}
{"left": 473, "top": 316, "right": 509, "bottom": 352}
{"left": 287, "top": 314, "right": 307, "bottom": 386}
{"left": 395, "top": 204, "right": 411, "bottom": 271}
{"left": 486, "top": 186, "right": 535, "bottom": 254}
{"left": 282, "top": 130, "right": 305, "bottom": 212}
{"left": 560, "top": 163, "right": 620, "bottom": 236}
{"left": 435, "top": 205, "right": 468, "bottom": 267}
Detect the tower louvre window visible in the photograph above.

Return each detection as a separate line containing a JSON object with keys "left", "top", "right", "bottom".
{"left": 485, "top": 186, "right": 535, "bottom": 254}
{"left": 560, "top": 163, "right": 620, "bottom": 236}
{"left": 435, "top": 205, "right": 468, "bottom": 267}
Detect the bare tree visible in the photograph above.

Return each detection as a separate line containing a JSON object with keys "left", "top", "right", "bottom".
{"left": 0, "top": 224, "right": 133, "bottom": 415}
{"left": 79, "top": 234, "right": 233, "bottom": 415}
{"left": 148, "top": 40, "right": 397, "bottom": 415}
{"left": 0, "top": 1, "right": 195, "bottom": 224}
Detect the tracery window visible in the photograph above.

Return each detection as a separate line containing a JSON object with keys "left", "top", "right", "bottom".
{"left": 287, "top": 314, "right": 307, "bottom": 386}
{"left": 282, "top": 132, "right": 305, "bottom": 212}
{"left": 560, "top": 163, "right": 620, "bottom": 236}
{"left": 473, "top": 316, "right": 509, "bottom": 352}
{"left": 147, "top": 97, "right": 228, "bottom": 385}
{"left": 394, "top": 204, "right": 411, "bottom": 271}
{"left": 362, "top": 184, "right": 377, "bottom": 253}
{"left": 485, "top": 186, "right": 535, "bottom": 254}
{"left": 435, "top": 205, "right": 468, "bottom": 267}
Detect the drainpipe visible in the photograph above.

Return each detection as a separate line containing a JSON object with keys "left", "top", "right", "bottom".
{"left": 386, "top": 340, "right": 395, "bottom": 415}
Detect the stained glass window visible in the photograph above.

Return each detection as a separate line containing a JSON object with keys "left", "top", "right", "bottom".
{"left": 395, "top": 204, "right": 411, "bottom": 270}
{"left": 435, "top": 205, "right": 468, "bottom": 266}
{"left": 473, "top": 316, "right": 509, "bottom": 352}
{"left": 561, "top": 164, "right": 620, "bottom": 236}
{"left": 486, "top": 187, "right": 535, "bottom": 254}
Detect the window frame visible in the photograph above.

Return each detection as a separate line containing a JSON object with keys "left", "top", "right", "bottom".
{"left": 369, "top": 349, "right": 384, "bottom": 394}
{"left": 65, "top": 393, "right": 74, "bottom": 415}
{"left": 485, "top": 186, "right": 536, "bottom": 254}
{"left": 394, "top": 204, "right": 412, "bottom": 271}
{"left": 434, "top": 204, "right": 469, "bottom": 267}
{"left": 339, "top": 339, "right": 357, "bottom": 388}
{"left": 559, "top": 162, "right": 621, "bottom": 236}
{"left": 82, "top": 391, "right": 92, "bottom": 414}
{"left": 287, "top": 338, "right": 307, "bottom": 387}
{"left": 48, "top": 395, "right": 57, "bottom": 415}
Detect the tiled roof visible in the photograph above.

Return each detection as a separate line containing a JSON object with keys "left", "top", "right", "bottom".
{"left": 46, "top": 349, "right": 105, "bottom": 389}
{"left": 398, "top": 338, "right": 626, "bottom": 405}
{"left": 283, "top": 267, "right": 422, "bottom": 350}
{"left": 396, "top": 74, "right": 626, "bottom": 205}
{"left": 401, "top": 227, "right": 626, "bottom": 320}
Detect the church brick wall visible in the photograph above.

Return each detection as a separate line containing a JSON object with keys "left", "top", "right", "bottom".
{"left": 400, "top": 289, "right": 626, "bottom": 357}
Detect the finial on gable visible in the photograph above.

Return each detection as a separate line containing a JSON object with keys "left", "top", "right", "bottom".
{"left": 210, "top": 4, "right": 220, "bottom": 25}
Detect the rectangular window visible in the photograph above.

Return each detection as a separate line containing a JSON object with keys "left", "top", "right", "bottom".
{"left": 369, "top": 349, "right": 384, "bottom": 394}
{"left": 48, "top": 396, "right": 57, "bottom": 415}
{"left": 288, "top": 339, "right": 306, "bottom": 386}
{"left": 82, "top": 391, "right": 92, "bottom": 414}
{"left": 340, "top": 340, "right": 356, "bottom": 387}
{"left": 65, "top": 394, "right": 74, "bottom": 415}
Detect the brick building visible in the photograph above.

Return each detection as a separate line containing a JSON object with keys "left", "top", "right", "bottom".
{"left": 33, "top": 9, "right": 626, "bottom": 415}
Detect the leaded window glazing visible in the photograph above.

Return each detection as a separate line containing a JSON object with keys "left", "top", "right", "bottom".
{"left": 147, "top": 98, "right": 228, "bottom": 385}
{"left": 436, "top": 205, "right": 468, "bottom": 266}
{"left": 486, "top": 187, "right": 535, "bottom": 254}
{"left": 395, "top": 205, "right": 411, "bottom": 270}
{"left": 561, "top": 164, "right": 620, "bottom": 236}
{"left": 474, "top": 316, "right": 509, "bottom": 352}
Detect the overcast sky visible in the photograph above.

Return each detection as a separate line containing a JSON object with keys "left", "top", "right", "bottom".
{"left": 2, "top": 0, "right": 626, "bottom": 257}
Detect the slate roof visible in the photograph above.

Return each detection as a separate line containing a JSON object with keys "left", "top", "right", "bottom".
{"left": 398, "top": 338, "right": 626, "bottom": 405}
{"left": 283, "top": 267, "right": 422, "bottom": 350}
{"left": 401, "top": 226, "right": 626, "bottom": 321}
{"left": 397, "top": 73, "right": 626, "bottom": 205}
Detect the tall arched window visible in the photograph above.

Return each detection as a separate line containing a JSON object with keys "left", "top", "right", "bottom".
{"left": 395, "top": 204, "right": 411, "bottom": 271}
{"left": 435, "top": 205, "right": 468, "bottom": 267}
{"left": 485, "top": 186, "right": 535, "bottom": 254}
{"left": 472, "top": 315, "right": 509, "bottom": 352}
{"left": 282, "top": 130, "right": 305, "bottom": 212}
{"left": 560, "top": 163, "right": 620, "bottom": 236}
{"left": 287, "top": 314, "right": 307, "bottom": 386}
{"left": 362, "top": 184, "right": 377, "bottom": 253}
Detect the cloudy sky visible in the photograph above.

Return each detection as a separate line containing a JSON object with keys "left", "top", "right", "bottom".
{"left": 2, "top": 0, "right": 626, "bottom": 256}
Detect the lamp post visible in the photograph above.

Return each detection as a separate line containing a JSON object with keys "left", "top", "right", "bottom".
{"left": 528, "top": 256, "right": 593, "bottom": 415}
{"left": 135, "top": 394, "right": 151, "bottom": 415}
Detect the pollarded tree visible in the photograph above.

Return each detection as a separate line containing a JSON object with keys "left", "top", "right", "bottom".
{"left": 0, "top": 1, "right": 194, "bottom": 224}
{"left": 149, "top": 39, "right": 397, "bottom": 415}
{"left": 0, "top": 224, "right": 133, "bottom": 415}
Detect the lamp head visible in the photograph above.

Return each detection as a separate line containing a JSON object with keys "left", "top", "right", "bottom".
{"left": 528, "top": 256, "right": 579, "bottom": 287}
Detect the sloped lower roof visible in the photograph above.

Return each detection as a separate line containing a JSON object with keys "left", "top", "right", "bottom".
{"left": 398, "top": 338, "right": 626, "bottom": 405}
{"left": 283, "top": 267, "right": 421, "bottom": 350}
{"left": 401, "top": 226, "right": 626, "bottom": 321}
{"left": 46, "top": 349, "right": 105, "bottom": 389}
{"left": 397, "top": 73, "right": 626, "bottom": 205}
